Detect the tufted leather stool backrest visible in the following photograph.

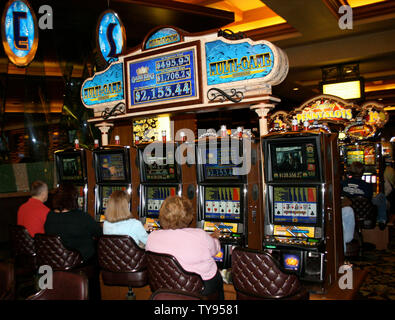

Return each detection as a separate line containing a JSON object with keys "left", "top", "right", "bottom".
{"left": 27, "top": 271, "right": 88, "bottom": 300}
{"left": 0, "top": 261, "right": 15, "bottom": 300}
{"left": 34, "top": 234, "right": 83, "bottom": 271}
{"left": 232, "top": 247, "right": 305, "bottom": 299}
{"left": 350, "top": 196, "right": 377, "bottom": 229}
{"left": 146, "top": 251, "right": 204, "bottom": 295}
{"left": 98, "top": 235, "right": 146, "bottom": 272}
{"left": 9, "top": 225, "right": 36, "bottom": 258}
{"left": 9, "top": 225, "right": 37, "bottom": 271}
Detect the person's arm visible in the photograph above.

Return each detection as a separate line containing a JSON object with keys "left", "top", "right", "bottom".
{"left": 205, "top": 230, "right": 221, "bottom": 256}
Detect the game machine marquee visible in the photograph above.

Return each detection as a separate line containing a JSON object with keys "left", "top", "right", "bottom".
{"left": 54, "top": 148, "right": 88, "bottom": 212}
{"left": 262, "top": 132, "right": 343, "bottom": 288}
{"left": 138, "top": 142, "right": 182, "bottom": 230}
{"left": 93, "top": 146, "right": 131, "bottom": 222}
{"left": 196, "top": 137, "right": 252, "bottom": 269}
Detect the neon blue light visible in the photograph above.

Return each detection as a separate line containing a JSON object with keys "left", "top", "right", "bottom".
{"left": 4, "top": 1, "right": 35, "bottom": 58}
{"left": 98, "top": 12, "right": 124, "bottom": 63}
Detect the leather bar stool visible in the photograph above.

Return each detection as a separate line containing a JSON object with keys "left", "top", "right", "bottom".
{"left": 9, "top": 225, "right": 37, "bottom": 276}
{"left": 27, "top": 271, "right": 88, "bottom": 300}
{"left": 146, "top": 251, "right": 218, "bottom": 300}
{"left": 150, "top": 288, "right": 202, "bottom": 300}
{"left": 0, "top": 261, "right": 15, "bottom": 300}
{"left": 231, "top": 247, "right": 309, "bottom": 300}
{"left": 97, "top": 235, "right": 147, "bottom": 300}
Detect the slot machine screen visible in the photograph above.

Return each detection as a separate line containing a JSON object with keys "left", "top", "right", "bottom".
{"left": 271, "top": 186, "right": 319, "bottom": 225}
{"left": 58, "top": 154, "right": 84, "bottom": 182}
{"left": 100, "top": 185, "right": 128, "bottom": 214}
{"left": 282, "top": 252, "right": 301, "bottom": 272}
{"left": 204, "top": 186, "right": 242, "bottom": 221}
{"left": 364, "top": 145, "right": 376, "bottom": 165}
{"left": 197, "top": 142, "right": 245, "bottom": 183}
{"left": 144, "top": 186, "right": 177, "bottom": 217}
{"left": 97, "top": 152, "right": 128, "bottom": 183}
{"left": 269, "top": 140, "right": 320, "bottom": 181}
{"left": 141, "top": 148, "right": 179, "bottom": 182}
{"left": 346, "top": 149, "right": 364, "bottom": 166}
{"left": 76, "top": 185, "right": 85, "bottom": 210}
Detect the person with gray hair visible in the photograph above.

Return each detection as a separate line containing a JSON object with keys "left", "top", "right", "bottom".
{"left": 17, "top": 180, "right": 50, "bottom": 237}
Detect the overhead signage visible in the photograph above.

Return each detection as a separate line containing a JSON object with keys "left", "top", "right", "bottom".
{"left": 345, "top": 123, "right": 376, "bottom": 140}
{"left": 126, "top": 46, "right": 198, "bottom": 108}
{"left": 96, "top": 10, "right": 126, "bottom": 64}
{"left": 205, "top": 40, "right": 274, "bottom": 86}
{"left": 294, "top": 98, "right": 353, "bottom": 123}
{"left": 81, "top": 62, "right": 124, "bottom": 108}
{"left": 144, "top": 27, "right": 181, "bottom": 50}
{"left": 1, "top": 0, "right": 38, "bottom": 67}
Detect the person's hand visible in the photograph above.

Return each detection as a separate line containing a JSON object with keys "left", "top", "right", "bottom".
{"left": 210, "top": 228, "right": 221, "bottom": 239}
{"left": 144, "top": 223, "right": 153, "bottom": 232}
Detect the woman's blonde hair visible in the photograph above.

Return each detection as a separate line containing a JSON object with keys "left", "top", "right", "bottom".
{"left": 159, "top": 196, "right": 193, "bottom": 230}
{"left": 105, "top": 190, "right": 132, "bottom": 223}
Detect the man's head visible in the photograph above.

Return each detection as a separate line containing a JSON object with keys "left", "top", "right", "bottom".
{"left": 31, "top": 180, "right": 48, "bottom": 203}
{"left": 349, "top": 161, "right": 365, "bottom": 179}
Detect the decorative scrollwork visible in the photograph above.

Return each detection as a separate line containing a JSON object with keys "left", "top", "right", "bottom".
{"left": 101, "top": 102, "right": 126, "bottom": 120}
{"left": 218, "top": 29, "right": 246, "bottom": 40}
{"left": 207, "top": 88, "right": 244, "bottom": 103}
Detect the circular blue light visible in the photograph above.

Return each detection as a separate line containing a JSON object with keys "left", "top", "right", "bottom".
{"left": 98, "top": 12, "right": 124, "bottom": 63}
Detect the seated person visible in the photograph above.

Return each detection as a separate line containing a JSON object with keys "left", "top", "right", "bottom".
{"left": 384, "top": 165, "right": 395, "bottom": 214}
{"left": 103, "top": 190, "right": 149, "bottom": 248}
{"left": 44, "top": 183, "right": 102, "bottom": 262}
{"left": 341, "top": 197, "right": 356, "bottom": 252}
{"left": 146, "top": 196, "right": 224, "bottom": 300}
{"left": 17, "top": 180, "right": 50, "bottom": 237}
{"left": 341, "top": 161, "right": 387, "bottom": 230}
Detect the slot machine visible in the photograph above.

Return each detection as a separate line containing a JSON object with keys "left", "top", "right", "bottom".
{"left": 262, "top": 132, "right": 343, "bottom": 289}
{"left": 93, "top": 146, "right": 132, "bottom": 222}
{"left": 138, "top": 142, "right": 182, "bottom": 230}
{"left": 54, "top": 148, "right": 88, "bottom": 211}
{"left": 343, "top": 142, "right": 383, "bottom": 195}
{"left": 195, "top": 137, "right": 255, "bottom": 269}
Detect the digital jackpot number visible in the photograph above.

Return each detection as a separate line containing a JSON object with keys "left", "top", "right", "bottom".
{"left": 133, "top": 81, "right": 191, "bottom": 103}
{"left": 155, "top": 55, "right": 190, "bottom": 71}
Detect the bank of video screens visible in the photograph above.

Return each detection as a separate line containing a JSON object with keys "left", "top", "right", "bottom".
{"left": 101, "top": 185, "right": 127, "bottom": 212}
{"left": 142, "top": 150, "right": 178, "bottom": 182}
{"left": 98, "top": 152, "right": 126, "bottom": 182}
{"left": 59, "top": 155, "right": 83, "bottom": 181}
{"left": 346, "top": 145, "right": 375, "bottom": 166}
{"left": 272, "top": 186, "right": 318, "bottom": 225}
{"left": 197, "top": 143, "right": 245, "bottom": 182}
{"left": 145, "top": 186, "right": 177, "bottom": 217}
{"left": 270, "top": 142, "right": 319, "bottom": 180}
{"left": 204, "top": 186, "right": 242, "bottom": 221}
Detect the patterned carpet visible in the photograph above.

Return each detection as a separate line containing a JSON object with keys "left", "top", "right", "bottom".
{"left": 351, "top": 225, "right": 395, "bottom": 300}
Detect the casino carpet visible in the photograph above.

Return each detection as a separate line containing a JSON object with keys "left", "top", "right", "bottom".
{"left": 351, "top": 223, "right": 395, "bottom": 300}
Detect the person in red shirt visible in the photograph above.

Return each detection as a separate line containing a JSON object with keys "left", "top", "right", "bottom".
{"left": 17, "top": 180, "right": 50, "bottom": 237}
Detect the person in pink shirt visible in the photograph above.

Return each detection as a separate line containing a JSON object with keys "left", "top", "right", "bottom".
{"left": 146, "top": 196, "right": 224, "bottom": 299}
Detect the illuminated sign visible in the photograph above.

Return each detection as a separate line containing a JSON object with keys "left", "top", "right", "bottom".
{"left": 205, "top": 40, "right": 275, "bottom": 85}
{"left": 295, "top": 99, "right": 353, "bottom": 123}
{"left": 126, "top": 46, "right": 198, "bottom": 108}
{"left": 322, "top": 79, "right": 363, "bottom": 100}
{"left": 1, "top": 0, "right": 38, "bottom": 67}
{"left": 144, "top": 27, "right": 181, "bottom": 50}
{"left": 81, "top": 62, "right": 124, "bottom": 108}
{"left": 345, "top": 123, "right": 376, "bottom": 140}
{"left": 96, "top": 10, "right": 126, "bottom": 64}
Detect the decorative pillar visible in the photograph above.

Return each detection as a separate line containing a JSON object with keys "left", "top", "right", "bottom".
{"left": 250, "top": 103, "right": 276, "bottom": 136}
{"left": 95, "top": 122, "right": 114, "bottom": 146}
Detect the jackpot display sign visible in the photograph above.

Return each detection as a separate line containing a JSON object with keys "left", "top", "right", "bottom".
{"left": 127, "top": 47, "right": 198, "bottom": 108}
{"left": 1, "top": 0, "right": 38, "bottom": 67}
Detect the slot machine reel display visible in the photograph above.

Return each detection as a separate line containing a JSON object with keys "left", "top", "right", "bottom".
{"left": 262, "top": 133, "right": 343, "bottom": 285}
{"left": 55, "top": 148, "right": 88, "bottom": 212}
{"left": 93, "top": 146, "right": 132, "bottom": 222}
{"left": 138, "top": 142, "right": 182, "bottom": 231}
{"left": 196, "top": 138, "right": 249, "bottom": 269}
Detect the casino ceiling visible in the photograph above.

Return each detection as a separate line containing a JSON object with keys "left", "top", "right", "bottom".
{"left": 1, "top": 0, "right": 395, "bottom": 117}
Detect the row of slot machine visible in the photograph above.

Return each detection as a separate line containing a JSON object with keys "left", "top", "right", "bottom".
{"left": 340, "top": 141, "right": 392, "bottom": 195}
{"left": 54, "top": 137, "right": 260, "bottom": 270}
{"left": 54, "top": 131, "right": 343, "bottom": 290}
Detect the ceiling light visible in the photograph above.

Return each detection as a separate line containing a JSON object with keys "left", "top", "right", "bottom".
{"left": 321, "top": 79, "right": 363, "bottom": 100}
{"left": 293, "top": 87, "right": 299, "bottom": 91}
